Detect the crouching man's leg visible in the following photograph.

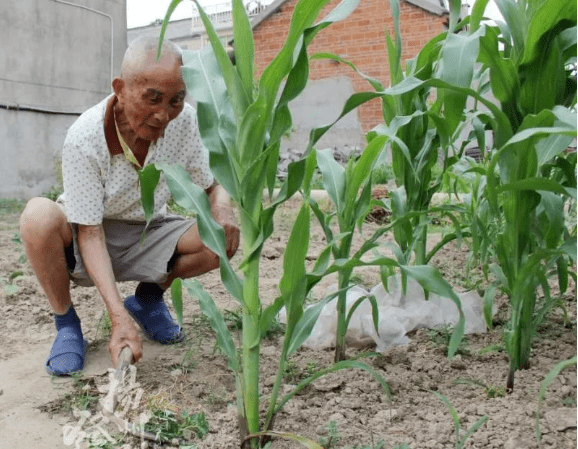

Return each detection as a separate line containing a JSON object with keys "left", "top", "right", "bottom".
{"left": 124, "top": 218, "right": 239, "bottom": 344}
{"left": 19, "top": 198, "right": 88, "bottom": 375}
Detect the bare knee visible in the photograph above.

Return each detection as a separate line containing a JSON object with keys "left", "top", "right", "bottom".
{"left": 20, "top": 197, "right": 71, "bottom": 247}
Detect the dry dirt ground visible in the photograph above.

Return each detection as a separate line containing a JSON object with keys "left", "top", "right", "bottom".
{"left": 0, "top": 200, "right": 576, "bottom": 449}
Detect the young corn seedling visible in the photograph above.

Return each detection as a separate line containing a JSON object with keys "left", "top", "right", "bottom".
{"left": 143, "top": 1, "right": 390, "bottom": 447}
{"left": 433, "top": 391, "right": 489, "bottom": 449}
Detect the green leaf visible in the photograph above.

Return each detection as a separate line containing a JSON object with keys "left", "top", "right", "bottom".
{"left": 231, "top": 0, "right": 255, "bottom": 102}
{"left": 286, "top": 297, "right": 331, "bottom": 357}
{"left": 138, "top": 164, "right": 161, "bottom": 242}
{"left": 181, "top": 48, "right": 239, "bottom": 197}
{"left": 438, "top": 28, "right": 484, "bottom": 133}
{"left": 400, "top": 265, "right": 465, "bottom": 358}
{"left": 156, "top": 162, "right": 244, "bottom": 305}
{"left": 156, "top": 0, "right": 184, "bottom": 59}
{"left": 470, "top": 0, "right": 491, "bottom": 32}
{"left": 521, "top": 0, "right": 577, "bottom": 66}
{"left": 184, "top": 279, "right": 239, "bottom": 372}
{"left": 536, "top": 355, "right": 577, "bottom": 441}
{"left": 275, "top": 359, "right": 391, "bottom": 414}
{"left": 170, "top": 278, "right": 183, "bottom": 327}
{"left": 279, "top": 204, "right": 310, "bottom": 338}
{"left": 478, "top": 26, "right": 520, "bottom": 104}
{"left": 316, "top": 148, "right": 346, "bottom": 210}
{"left": 191, "top": 0, "right": 249, "bottom": 126}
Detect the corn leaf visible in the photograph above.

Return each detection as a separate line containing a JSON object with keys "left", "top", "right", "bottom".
{"left": 400, "top": 265, "right": 465, "bottom": 358}
{"left": 521, "top": 0, "right": 577, "bottom": 66}
{"left": 317, "top": 148, "right": 346, "bottom": 211}
{"left": 181, "top": 48, "right": 239, "bottom": 198}
{"left": 536, "top": 355, "right": 578, "bottom": 441}
{"left": 137, "top": 164, "right": 161, "bottom": 240}
{"left": 279, "top": 204, "right": 310, "bottom": 340}
{"left": 231, "top": 0, "right": 254, "bottom": 102}
{"left": 170, "top": 278, "right": 183, "bottom": 327}
{"left": 156, "top": 162, "right": 244, "bottom": 305}
{"left": 438, "top": 28, "right": 484, "bottom": 134}
{"left": 286, "top": 296, "right": 333, "bottom": 357}
{"left": 275, "top": 360, "right": 391, "bottom": 413}
{"left": 191, "top": 0, "right": 249, "bottom": 126}
{"left": 184, "top": 279, "right": 239, "bottom": 372}
{"left": 156, "top": 0, "right": 184, "bottom": 59}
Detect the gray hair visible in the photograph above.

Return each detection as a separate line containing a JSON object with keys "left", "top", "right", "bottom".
{"left": 120, "top": 36, "right": 183, "bottom": 81}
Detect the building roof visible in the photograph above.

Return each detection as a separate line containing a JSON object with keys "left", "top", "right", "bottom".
{"left": 250, "top": 0, "right": 449, "bottom": 30}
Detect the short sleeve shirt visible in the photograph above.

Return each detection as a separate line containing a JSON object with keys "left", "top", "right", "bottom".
{"left": 59, "top": 95, "right": 213, "bottom": 225}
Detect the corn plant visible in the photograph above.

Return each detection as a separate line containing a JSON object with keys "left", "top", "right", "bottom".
{"left": 308, "top": 144, "right": 467, "bottom": 362}
{"left": 142, "top": 1, "right": 395, "bottom": 447}
{"left": 464, "top": 0, "right": 577, "bottom": 390}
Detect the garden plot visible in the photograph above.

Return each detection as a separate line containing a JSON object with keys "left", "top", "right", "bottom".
{"left": 0, "top": 203, "right": 575, "bottom": 449}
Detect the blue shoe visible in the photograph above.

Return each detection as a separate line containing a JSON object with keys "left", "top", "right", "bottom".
{"left": 45, "top": 307, "right": 88, "bottom": 376}
{"left": 124, "top": 284, "right": 184, "bottom": 344}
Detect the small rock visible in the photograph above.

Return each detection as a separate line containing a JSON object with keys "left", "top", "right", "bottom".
{"left": 327, "top": 412, "right": 347, "bottom": 425}
{"left": 545, "top": 407, "right": 577, "bottom": 431}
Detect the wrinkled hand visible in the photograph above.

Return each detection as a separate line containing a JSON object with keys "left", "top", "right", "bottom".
{"left": 212, "top": 203, "right": 240, "bottom": 259}
{"left": 109, "top": 314, "right": 143, "bottom": 368}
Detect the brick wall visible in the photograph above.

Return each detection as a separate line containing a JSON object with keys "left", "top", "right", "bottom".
{"left": 253, "top": 0, "right": 447, "bottom": 132}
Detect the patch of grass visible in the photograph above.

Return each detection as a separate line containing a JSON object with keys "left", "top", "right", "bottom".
{"left": 144, "top": 409, "right": 208, "bottom": 442}
{"left": 42, "top": 185, "right": 63, "bottom": 201}
{"left": 95, "top": 310, "right": 112, "bottom": 341}
{"left": 454, "top": 379, "right": 506, "bottom": 398}
{"left": 428, "top": 324, "right": 470, "bottom": 355}
{"left": 41, "top": 374, "right": 100, "bottom": 416}
{"left": 0, "top": 198, "right": 25, "bottom": 215}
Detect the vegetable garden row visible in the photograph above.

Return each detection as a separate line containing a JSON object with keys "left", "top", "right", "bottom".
{"left": 137, "top": 0, "right": 576, "bottom": 447}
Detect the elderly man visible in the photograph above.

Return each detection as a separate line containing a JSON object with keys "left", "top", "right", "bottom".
{"left": 19, "top": 37, "right": 239, "bottom": 375}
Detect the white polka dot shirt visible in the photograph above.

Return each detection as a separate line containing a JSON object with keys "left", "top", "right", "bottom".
{"left": 59, "top": 95, "right": 213, "bottom": 225}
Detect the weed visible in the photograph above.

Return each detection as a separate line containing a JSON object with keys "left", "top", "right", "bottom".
{"left": 454, "top": 379, "right": 506, "bottom": 398}
{"left": 318, "top": 420, "right": 340, "bottom": 448}
{"left": 561, "top": 396, "right": 576, "bottom": 407}
{"left": 95, "top": 310, "right": 112, "bottom": 341}
{"left": 42, "top": 185, "right": 63, "bottom": 202}
{"left": 204, "top": 386, "right": 229, "bottom": 408}
{"left": 0, "top": 198, "right": 25, "bottom": 215}
{"left": 144, "top": 409, "right": 208, "bottom": 442}
{"left": 41, "top": 374, "right": 100, "bottom": 416}
{"left": 282, "top": 360, "right": 301, "bottom": 384}
{"left": 428, "top": 325, "right": 470, "bottom": 355}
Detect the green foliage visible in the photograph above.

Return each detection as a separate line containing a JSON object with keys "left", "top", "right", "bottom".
{"left": 144, "top": 409, "right": 209, "bottom": 442}
{"left": 535, "top": 354, "right": 577, "bottom": 441}
{"left": 42, "top": 185, "right": 63, "bottom": 201}
{"left": 0, "top": 198, "right": 25, "bottom": 215}
{"left": 151, "top": 1, "right": 390, "bottom": 447}
{"left": 433, "top": 391, "right": 489, "bottom": 449}
{"left": 428, "top": 324, "right": 470, "bottom": 355}
{"left": 464, "top": 0, "right": 577, "bottom": 390}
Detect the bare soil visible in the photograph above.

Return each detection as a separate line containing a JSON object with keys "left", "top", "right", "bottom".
{"left": 0, "top": 200, "right": 576, "bottom": 449}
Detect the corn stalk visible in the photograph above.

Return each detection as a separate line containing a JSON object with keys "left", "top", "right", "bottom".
{"left": 466, "top": 0, "right": 577, "bottom": 390}
{"left": 143, "top": 1, "right": 396, "bottom": 447}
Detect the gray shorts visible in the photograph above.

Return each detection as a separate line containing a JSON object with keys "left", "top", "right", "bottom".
{"left": 66, "top": 215, "right": 195, "bottom": 287}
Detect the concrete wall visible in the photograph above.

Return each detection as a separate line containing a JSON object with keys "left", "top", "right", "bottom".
{"left": 0, "top": 0, "right": 127, "bottom": 199}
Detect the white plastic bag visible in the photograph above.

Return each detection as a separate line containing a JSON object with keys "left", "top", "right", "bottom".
{"left": 280, "top": 274, "right": 490, "bottom": 352}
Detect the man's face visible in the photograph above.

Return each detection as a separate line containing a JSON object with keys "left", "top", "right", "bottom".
{"left": 118, "top": 54, "right": 187, "bottom": 141}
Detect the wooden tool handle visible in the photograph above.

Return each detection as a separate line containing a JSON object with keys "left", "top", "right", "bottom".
{"left": 114, "top": 346, "right": 134, "bottom": 381}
